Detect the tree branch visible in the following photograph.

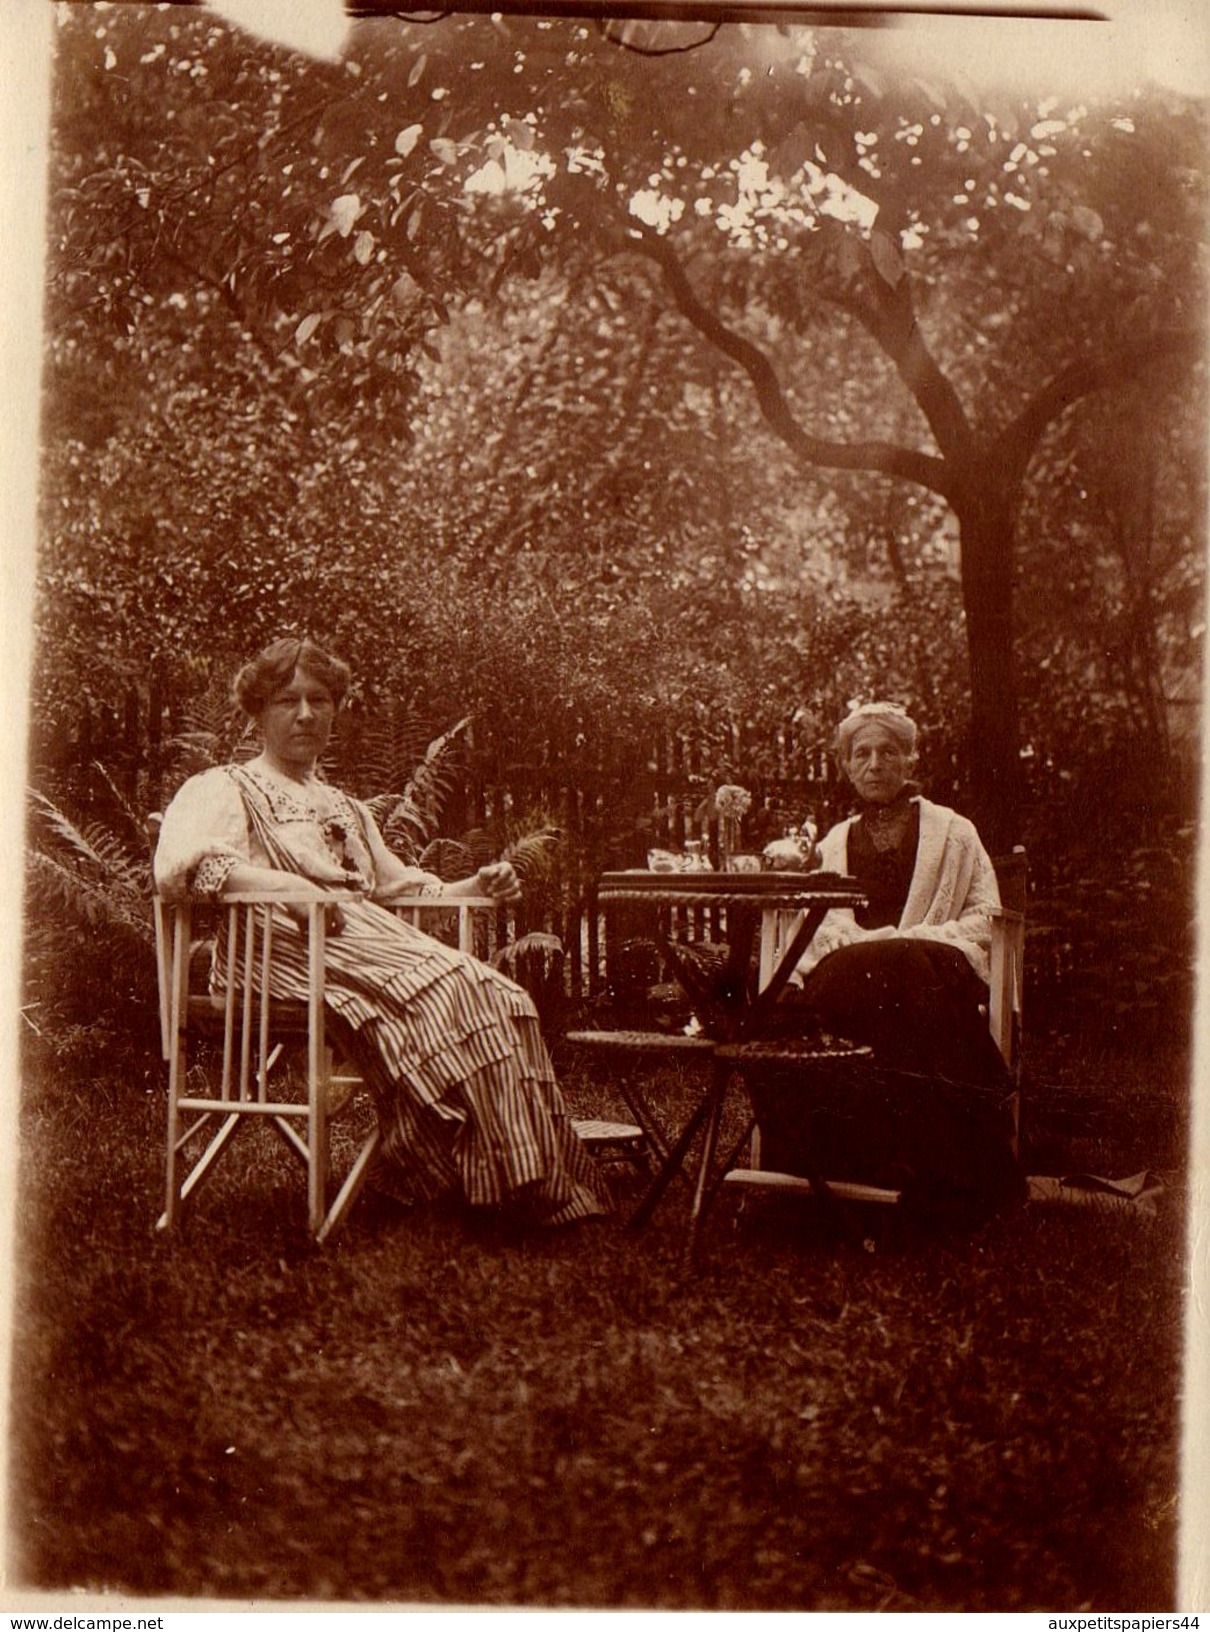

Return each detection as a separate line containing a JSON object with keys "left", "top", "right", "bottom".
{"left": 998, "top": 329, "right": 1201, "bottom": 484}
{"left": 631, "top": 227, "right": 956, "bottom": 499}
{"left": 844, "top": 256, "right": 975, "bottom": 463}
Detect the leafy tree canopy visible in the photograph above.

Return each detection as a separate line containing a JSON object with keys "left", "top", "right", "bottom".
{"left": 40, "top": 5, "right": 1206, "bottom": 846}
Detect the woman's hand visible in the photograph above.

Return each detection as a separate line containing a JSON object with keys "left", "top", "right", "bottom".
{"left": 436, "top": 862, "right": 522, "bottom": 903}
{"left": 280, "top": 889, "right": 355, "bottom": 937}
{"left": 808, "top": 913, "right": 864, "bottom": 963}
{"left": 475, "top": 860, "right": 522, "bottom": 903}
{"left": 311, "top": 900, "right": 351, "bottom": 936}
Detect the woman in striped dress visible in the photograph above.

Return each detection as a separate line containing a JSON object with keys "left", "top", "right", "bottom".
{"left": 153, "top": 637, "right": 613, "bottom": 1228}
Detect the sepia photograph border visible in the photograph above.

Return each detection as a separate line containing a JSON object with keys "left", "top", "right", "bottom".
{"left": 1, "top": 0, "right": 1206, "bottom": 1617}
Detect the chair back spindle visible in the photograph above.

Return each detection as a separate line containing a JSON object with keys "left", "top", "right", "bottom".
{"left": 988, "top": 846, "right": 1028, "bottom": 1076}
{"left": 149, "top": 805, "right": 512, "bottom": 1241}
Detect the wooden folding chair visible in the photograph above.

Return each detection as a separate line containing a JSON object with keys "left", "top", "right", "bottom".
{"left": 152, "top": 880, "right": 499, "bottom": 1244}
{"left": 154, "top": 889, "right": 366, "bottom": 1241}
{"left": 987, "top": 846, "right": 1028, "bottom": 1155}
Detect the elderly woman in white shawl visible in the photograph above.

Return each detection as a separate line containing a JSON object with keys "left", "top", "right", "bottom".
{"left": 762, "top": 702, "right": 1021, "bottom": 1216}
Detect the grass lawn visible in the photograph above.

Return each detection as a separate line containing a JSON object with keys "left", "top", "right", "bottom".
{"left": 8, "top": 1021, "right": 1188, "bottom": 1610}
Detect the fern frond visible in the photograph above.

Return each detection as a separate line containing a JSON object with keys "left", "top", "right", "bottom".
{"left": 164, "top": 684, "right": 248, "bottom": 777}
{"left": 381, "top": 794, "right": 431, "bottom": 859}
{"left": 89, "top": 761, "right": 147, "bottom": 846}
{"left": 28, "top": 786, "right": 152, "bottom": 939}
{"left": 378, "top": 716, "right": 472, "bottom": 854}
{"left": 31, "top": 790, "right": 146, "bottom": 887}
{"left": 405, "top": 716, "right": 472, "bottom": 819}
{"left": 25, "top": 849, "right": 151, "bottom": 943}
{"left": 29, "top": 791, "right": 108, "bottom": 871}
{"left": 350, "top": 705, "right": 434, "bottom": 794}
{"left": 164, "top": 729, "right": 226, "bottom": 775}
{"left": 417, "top": 837, "right": 476, "bottom": 882}
{"left": 79, "top": 834, "right": 146, "bottom": 896}
{"left": 504, "top": 828, "right": 564, "bottom": 883}
{"left": 26, "top": 847, "right": 104, "bottom": 906}
{"left": 454, "top": 827, "right": 498, "bottom": 872}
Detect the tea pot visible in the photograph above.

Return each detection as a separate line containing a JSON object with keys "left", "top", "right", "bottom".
{"left": 761, "top": 828, "right": 819, "bottom": 872}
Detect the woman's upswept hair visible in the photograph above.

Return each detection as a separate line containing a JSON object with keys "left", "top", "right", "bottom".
{"left": 834, "top": 701, "right": 918, "bottom": 765}
{"left": 233, "top": 637, "right": 352, "bottom": 716}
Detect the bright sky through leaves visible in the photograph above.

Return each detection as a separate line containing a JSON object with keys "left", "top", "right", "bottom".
{"left": 864, "top": 3, "right": 1206, "bottom": 99}
{"left": 206, "top": 0, "right": 349, "bottom": 62}
{"left": 200, "top": 0, "right": 1205, "bottom": 101}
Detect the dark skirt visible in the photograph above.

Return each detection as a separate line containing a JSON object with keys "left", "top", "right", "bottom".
{"left": 751, "top": 939, "right": 1023, "bottom": 1222}
{"left": 797, "top": 938, "right": 1010, "bottom": 1088}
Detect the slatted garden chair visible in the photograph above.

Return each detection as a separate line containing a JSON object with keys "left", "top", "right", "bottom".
{"left": 150, "top": 818, "right": 641, "bottom": 1240}
{"left": 152, "top": 873, "right": 500, "bottom": 1243}
{"left": 986, "top": 847, "right": 1028, "bottom": 1149}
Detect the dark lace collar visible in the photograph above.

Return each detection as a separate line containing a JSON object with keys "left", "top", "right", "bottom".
{"left": 857, "top": 786, "right": 916, "bottom": 822}
{"left": 856, "top": 788, "right": 918, "bottom": 854}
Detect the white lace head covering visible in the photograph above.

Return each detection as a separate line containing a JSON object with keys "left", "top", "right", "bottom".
{"left": 835, "top": 701, "right": 918, "bottom": 762}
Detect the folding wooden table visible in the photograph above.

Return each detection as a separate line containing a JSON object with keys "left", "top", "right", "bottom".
{"left": 587, "top": 869, "right": 867, "bottom": 1268}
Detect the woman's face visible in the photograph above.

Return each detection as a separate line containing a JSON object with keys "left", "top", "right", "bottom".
{"left": 844, "top": 723, "right": 911, "bottom": 805}
{"left": 258, "top": 665, "right": 337, "bottom": 774}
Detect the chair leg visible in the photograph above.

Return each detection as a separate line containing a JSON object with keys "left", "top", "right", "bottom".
{"left": 316, "top": 1126, "right": 382, "bottom": 1246}
{"left": 679, "top": 1062, "right": 731, "bottom": 1273}
{"left": 155, "top": 898, "right": 381, "bottom": 1243}
{"left": 614, "top": 1064, "right": 674, "bottom": 1165}
{"left": 157, "top": 1110, "right": 243, "bottom": 1230}
{"left": 628, "top": 1091, "right": 713, "bottom": 1232}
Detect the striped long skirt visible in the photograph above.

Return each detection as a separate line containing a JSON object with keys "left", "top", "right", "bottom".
{"left": 238, "top": 899, "right": 613, "bottom": 1225}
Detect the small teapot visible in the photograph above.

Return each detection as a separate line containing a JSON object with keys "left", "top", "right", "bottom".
{"left": 762, "top": 828, "right": 819, "bottom": 873}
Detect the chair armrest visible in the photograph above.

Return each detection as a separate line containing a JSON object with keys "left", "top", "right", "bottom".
{"left": 387, "top": 893, "right": 496, "bottom": 910}
{"left": 987, "top": 906, "right": 1025, "bottom": 1070}
{"left": 221, "top": 889, "right": 349, "bottom": 905}
{"left": 388, "top": 893, "right": 497, "bottom": 955}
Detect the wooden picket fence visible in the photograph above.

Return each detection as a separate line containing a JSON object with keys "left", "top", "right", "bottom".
{"left": 29, "top": 683, "right": 1203, "bottom": 1038}
{"left": 30, "top": 687, "right": 968, "bottom": 1001}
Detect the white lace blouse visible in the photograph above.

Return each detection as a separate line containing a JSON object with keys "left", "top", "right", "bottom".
{"left": 153, "top": 757, "right": 442, "bottom": 903}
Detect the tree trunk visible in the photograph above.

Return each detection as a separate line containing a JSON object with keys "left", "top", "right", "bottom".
{"left": 954, "top": 481, "right": 1024, "bottom": 854}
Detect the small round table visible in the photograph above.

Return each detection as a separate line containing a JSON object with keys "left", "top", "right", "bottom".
{"left": 589, "top": 870, "right": 869, "bottom": 1268}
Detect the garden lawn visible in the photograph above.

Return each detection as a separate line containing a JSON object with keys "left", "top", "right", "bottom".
{"left": 8, "top": 1030, "right": 1187, "bottom": 1610}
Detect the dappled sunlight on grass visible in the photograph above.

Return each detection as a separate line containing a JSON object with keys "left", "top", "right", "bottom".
{"left": 10, "top": 1034, "right": 1186, "bottom": 1608}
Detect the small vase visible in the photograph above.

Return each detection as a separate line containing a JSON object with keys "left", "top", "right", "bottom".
{"left": 721, "top": 816, "right": 740, "bottom": 871}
